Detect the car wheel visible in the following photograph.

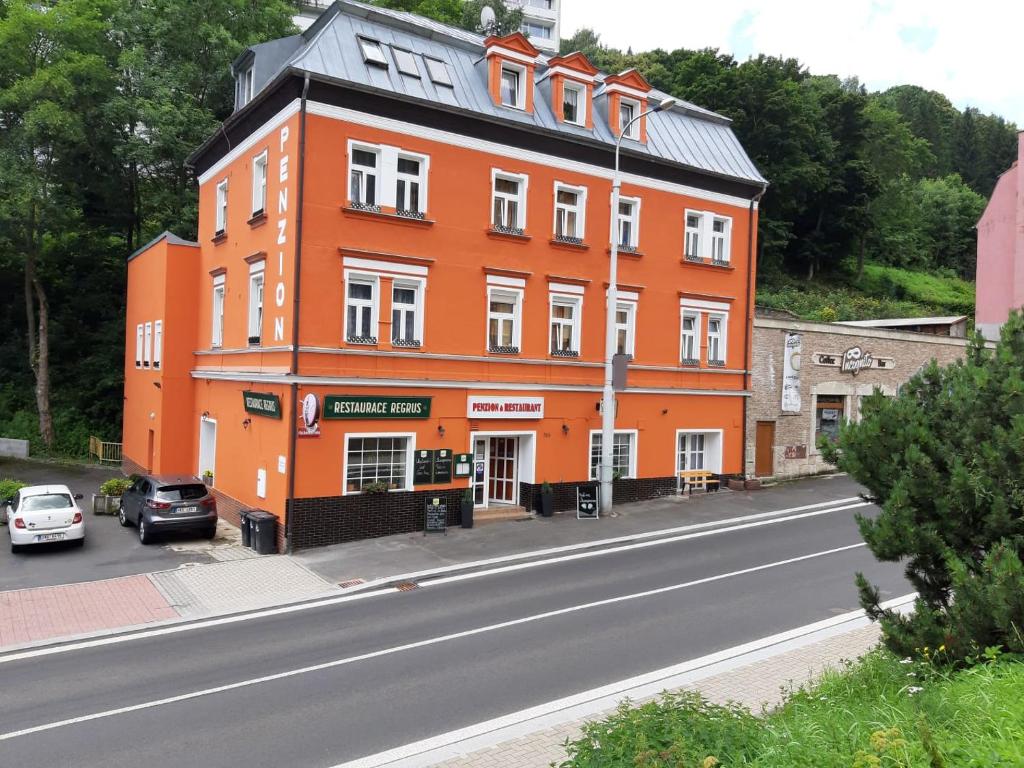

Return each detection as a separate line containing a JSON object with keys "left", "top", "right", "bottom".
{"left": 118, "top": 502, "right": 130, "bottom": 527}
{"left": 202, "top": 525, "right": 217, "bottom": 540}
{"left": 138, "top": 517, "right": 154, "bottom": 545}
{"left": 10, "top": 542, "right": 22, "bottom": 554}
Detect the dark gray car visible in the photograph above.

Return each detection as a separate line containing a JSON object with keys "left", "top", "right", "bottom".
{"left": 118, "top": 475, "right": 217, "bottom": 544}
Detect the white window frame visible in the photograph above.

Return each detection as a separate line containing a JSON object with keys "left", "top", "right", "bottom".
{"left": 391, "top": 278, "right": 425, "bottom": 347}
{"left": 619, "top": 97, "right": 641, "bottom": 139}
{"left": 491, "top": 169, "right": 528, "bottom": 232}
{"left": 143, "top": 322, "right": 153, "bottom": 368}
{"left": 589, "top": 429, "right": 637, "bottom": 480}
{"left": 395, "top": 152, "right": 428, "bottom": 215}
{"left": 240, "top": 66, "right": 254, "bottom": 106}
{"left": 499, "top": 63, "right": 527, "bottom": 110}
{"left": 548, "top": 292, "right": 582, "bottom": 356}
{"left": 248, "top": 262, "right": 265, "bottom": 344}
{"left": 553, "top": 182, "right": 586, "bottom": 241}
{"left": 215, "top": 179, "right": 228, "bottom": 235}
{"left": 613, "top": 195, "right": 640, "bottom": 249}
{"left": 487, "top": 285, "right": 523, "bottom": 352}
{"left": 344, "top": 272, "right": 380, "bottom": 344}
{"left": 251, "top": 150, "right": 268, "bottom": 216}
{"left": 706, "top": 312, "right": 727, "bottom": 365}
{"left": 562, "top": 80, "right": 586, "bottom": 126}
{"left": 348, "top": 142, "right": 381, "bottom": 209}
{"left": 211, "top": 275, "right": 225, "bottom": 348}
{"left": 135, "top": 324, "right": 144, "bottom": 368}
{"left": 685, "top": 209, "right": 733, "bottom": 263}
{"left": 680, "top": 310, "right": 700, "bottom": 363}
{"left": 676, "top": 429, "right": 723, "bottom": 474}
{"left": 343, "top": 432, "right": 416, "bottom": 495}
{"left": 153, "top": 320, "right": 163, "bottom": 369}
{"left": 614, "top": 299, "right": 637, "bottom": 357}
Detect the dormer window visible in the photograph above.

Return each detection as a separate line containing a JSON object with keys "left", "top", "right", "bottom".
{"left": 500, "top": 65, "right": 525, "bottom": 109}
{"left": 239, "top": 66, "right": 254, "bottom": 107}
{"left": 563, "top": 82, "right": 585, "bottom": 125}
{"left": 359, "top": 37, "right": 388, "bottom": 68}
{"left": 619, "top": 98, "right": 640, "bottom": 139}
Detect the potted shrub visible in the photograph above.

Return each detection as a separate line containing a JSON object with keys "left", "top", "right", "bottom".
{"left": 539, "top": 481, "right": 554, "bottom": 517}
{"left": 0, "top": 479, "right": 26, "bottom": 525}
{"left": 460, "top": 487, "right": 474, "bottom": 529}
{"left": 93, "top": 477, "right": 132, "bottom": 515}
{"left": 363, "top": 481, "right": 390, "bottom": 494}
{"left": 202, "top": 469, "right": 215, "bottom": 487}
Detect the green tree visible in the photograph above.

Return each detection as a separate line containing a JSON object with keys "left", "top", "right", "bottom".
{"left": 461, "top": 0, "right": 523, "bottom": 36}
{"left": 368, "top": 0, "right": 464, "bottom": 27}
{"left": 822, "top": 316, "right": 1024, "bottom": 663}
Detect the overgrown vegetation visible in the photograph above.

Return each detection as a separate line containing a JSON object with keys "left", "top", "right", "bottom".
{"left": 0, "top": 478, "right": 25, "bottom": 504}
{"left": 822, "top": 313, "right": 1024, "bottom": 665}
{"left": 558, "top": 651, "right": 1024, "bottom": 767}
{"left": 99, "top": 477, "right": 132, "bottom": 496}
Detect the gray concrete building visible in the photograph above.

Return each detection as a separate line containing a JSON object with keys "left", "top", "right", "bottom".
{"left": 746, "top": 315, "right": 972, "bottom": 480}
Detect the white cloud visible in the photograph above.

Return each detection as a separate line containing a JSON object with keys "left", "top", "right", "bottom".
{"left": 561, "top": 0, "right": 1024, "bottom": 125}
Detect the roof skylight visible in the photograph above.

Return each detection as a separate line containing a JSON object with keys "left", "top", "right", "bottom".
{"left": 393, "top": 47, "right": 420, "bottom": 78}
{"left": 358, "top": 37, "right": 388, "bottom": 67}
{"left": 424, "top": 57, "right": 453, "bottom": 87}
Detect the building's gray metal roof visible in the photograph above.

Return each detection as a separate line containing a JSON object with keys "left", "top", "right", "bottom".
{"left": 128, "top": 231, "right": 199, "bottom": 262}
{"left": 252, "top": 0, "right": 765, "bottom": 186}
{"left": 836, "top": 316, "right": 968, "bottom": 328}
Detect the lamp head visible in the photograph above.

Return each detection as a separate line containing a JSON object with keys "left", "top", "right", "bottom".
{"left": 655, "top": 96, "right": 678, "bottom": 113}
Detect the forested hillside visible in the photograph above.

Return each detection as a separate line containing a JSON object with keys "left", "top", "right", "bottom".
{"left": 0, "top": 0, "right": 1017, "bottom": 456}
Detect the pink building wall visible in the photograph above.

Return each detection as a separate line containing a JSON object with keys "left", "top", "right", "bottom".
{"left": 976, "top": 132, "right": 1024, "bottom": 341}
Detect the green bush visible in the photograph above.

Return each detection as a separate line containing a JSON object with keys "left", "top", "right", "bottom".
{"left": 0, "top": 478, "right": 26, "bottom": 504}
{"left": 99, "top": 477, "right": 132, "bottom": 496}
{"left": 557, "top": 651, "right": 1024, "bottom": 768}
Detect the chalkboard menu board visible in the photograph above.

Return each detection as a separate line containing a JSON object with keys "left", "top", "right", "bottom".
{"left": 433, "top": 449, "right": 453, "bottom": 484}
{"left": 425, "top": 498, "right": 447, "bottom": 535}
{"left": 577, "top": 486, "right": 599, "bottom": 519}
{"left": 414, "top": 450, "right": 435, "bottom": 485}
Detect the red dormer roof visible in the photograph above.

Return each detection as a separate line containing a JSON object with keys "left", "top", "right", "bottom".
{"left": 546, "top": 51, "right": 599, "bottom": 77}
{"left": 604, "top": 68, "right": 653, "bottom": 93}
{"left": 482, "top": 32, "right": 541, "bottom": 60}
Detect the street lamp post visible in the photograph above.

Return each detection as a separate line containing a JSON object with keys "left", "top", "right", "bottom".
{"left": 600, "top": 96, "right": 677, "bottom": 516}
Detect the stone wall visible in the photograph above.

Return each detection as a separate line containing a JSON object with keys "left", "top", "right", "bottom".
{"left": 746, "top": 317, "right": 971, "bottom": 480}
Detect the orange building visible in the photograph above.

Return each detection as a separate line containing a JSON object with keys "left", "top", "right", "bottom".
{"left": 123, "top": 1, "right": 766, "bottom": 550}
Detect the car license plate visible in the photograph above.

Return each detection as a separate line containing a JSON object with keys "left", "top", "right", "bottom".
{"left": 178, "top": 506, "right": 197, "bottom": 514}
{"left": 38, "top": 533, "right": 65, "bottom": 542}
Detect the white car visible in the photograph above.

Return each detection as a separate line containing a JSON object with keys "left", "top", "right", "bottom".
{"left": 5, "top": 484, "right": 86, "bottom": 553}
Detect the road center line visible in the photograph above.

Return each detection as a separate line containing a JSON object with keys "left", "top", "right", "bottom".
{"left": 0, "top": 498, "right": 870, "bottom": 665}
{"left": 0, "top": 541, "right": 867, "bottom": 742}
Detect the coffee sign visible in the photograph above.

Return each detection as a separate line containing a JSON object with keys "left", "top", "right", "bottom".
{"left": 840, "top": 347, "right": 873, "bottom": 376}
{"left": 467, "top": 396, "right": 544, "bottom": 419}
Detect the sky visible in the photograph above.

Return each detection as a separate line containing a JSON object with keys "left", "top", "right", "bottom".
{"left": 560, "top": 0, "right": 1024, "bottom": 126}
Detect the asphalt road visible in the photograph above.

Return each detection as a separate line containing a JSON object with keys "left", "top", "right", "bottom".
{"left": 0, "top": 494, "right": 907, "bottom": 768}
{"left": 0, "top": 458, "right": 213, "bottom": 590}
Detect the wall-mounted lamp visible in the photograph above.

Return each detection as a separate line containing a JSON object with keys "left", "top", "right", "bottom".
{"left": 242, "top": 418, "right": 252, "bottom": 430}
{"left": 153, "top": 381, "right": 161, "bottom": 389}
{"left": 437, "top": 424, "right": 446, "bottom": 438}
{"left": 201, "top": 411, "right": 210, "bottom": 420}
{"left": 562, "top": 424, "right": 570, "bottom": 435}
{"left": 661, "top": 408, "right": 669, "bottom": 415}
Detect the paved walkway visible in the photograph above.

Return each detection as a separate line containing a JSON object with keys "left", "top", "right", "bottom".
{"left": 428, "top": 624, "right": 881, "bottom": 768}
{"left": 0, "top": 574, "right": 178, "bottom": 647}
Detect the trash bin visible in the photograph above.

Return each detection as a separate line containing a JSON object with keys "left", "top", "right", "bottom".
{"left": 239, "top": 510, "right": 253, "bottom": 548}
{"left": 250, "top": 511, "right": 278, "bottom": 555}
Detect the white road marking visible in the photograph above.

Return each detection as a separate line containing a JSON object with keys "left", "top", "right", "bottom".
{"left": 329, "top": 592, "right": 917, "bottom": 768}
{"left": 421, "top": 502, "right": 871, "bottom": 587}
{"left": 0, "top": 542, "right": 869, "bottom": 742}
{"left": 0, "top": 496, "right": 869, "bottom": 665}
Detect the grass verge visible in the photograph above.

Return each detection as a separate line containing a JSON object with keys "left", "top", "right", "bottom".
{"left": 557, "top": 651, "right": 1024, "bottom": 767}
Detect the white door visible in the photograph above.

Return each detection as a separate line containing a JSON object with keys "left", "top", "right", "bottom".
{"left": 198, "top": 418, "right": 217, "bottom": 482}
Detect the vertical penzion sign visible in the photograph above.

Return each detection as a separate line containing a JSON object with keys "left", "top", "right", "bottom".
{"left": 272, "top": 124, "right": 292, "bottom": 343}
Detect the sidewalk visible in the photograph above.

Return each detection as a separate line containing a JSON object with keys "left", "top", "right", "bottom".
{"left": 427, "top": 623, "right": 881, "bottom": 768}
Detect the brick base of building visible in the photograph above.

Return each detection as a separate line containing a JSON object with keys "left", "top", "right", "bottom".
{"left": 288, "top": 476, "right": 689, "bottom": 550}
{"left": 121, "top": 455, "right": 147, "bottom": 479}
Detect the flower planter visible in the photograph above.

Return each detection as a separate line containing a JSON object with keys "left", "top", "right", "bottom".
{"left": 538, "top": 491, "right": 554, "bottom": 517}
{"left": 92, "top": 494, "right": 121, "bottom": 515}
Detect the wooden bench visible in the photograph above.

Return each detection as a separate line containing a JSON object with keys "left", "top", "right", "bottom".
{"left": 679, "top": 470, "right": 720, "bottom": 495}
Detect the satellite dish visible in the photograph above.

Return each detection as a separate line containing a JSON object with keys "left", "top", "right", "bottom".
{"left": 480, "top": 5, "right": 496, "bottom": 29}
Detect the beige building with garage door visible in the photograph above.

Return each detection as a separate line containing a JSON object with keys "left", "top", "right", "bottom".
{"left": 746, "top": 314, "right": 973, "bottom": 480}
